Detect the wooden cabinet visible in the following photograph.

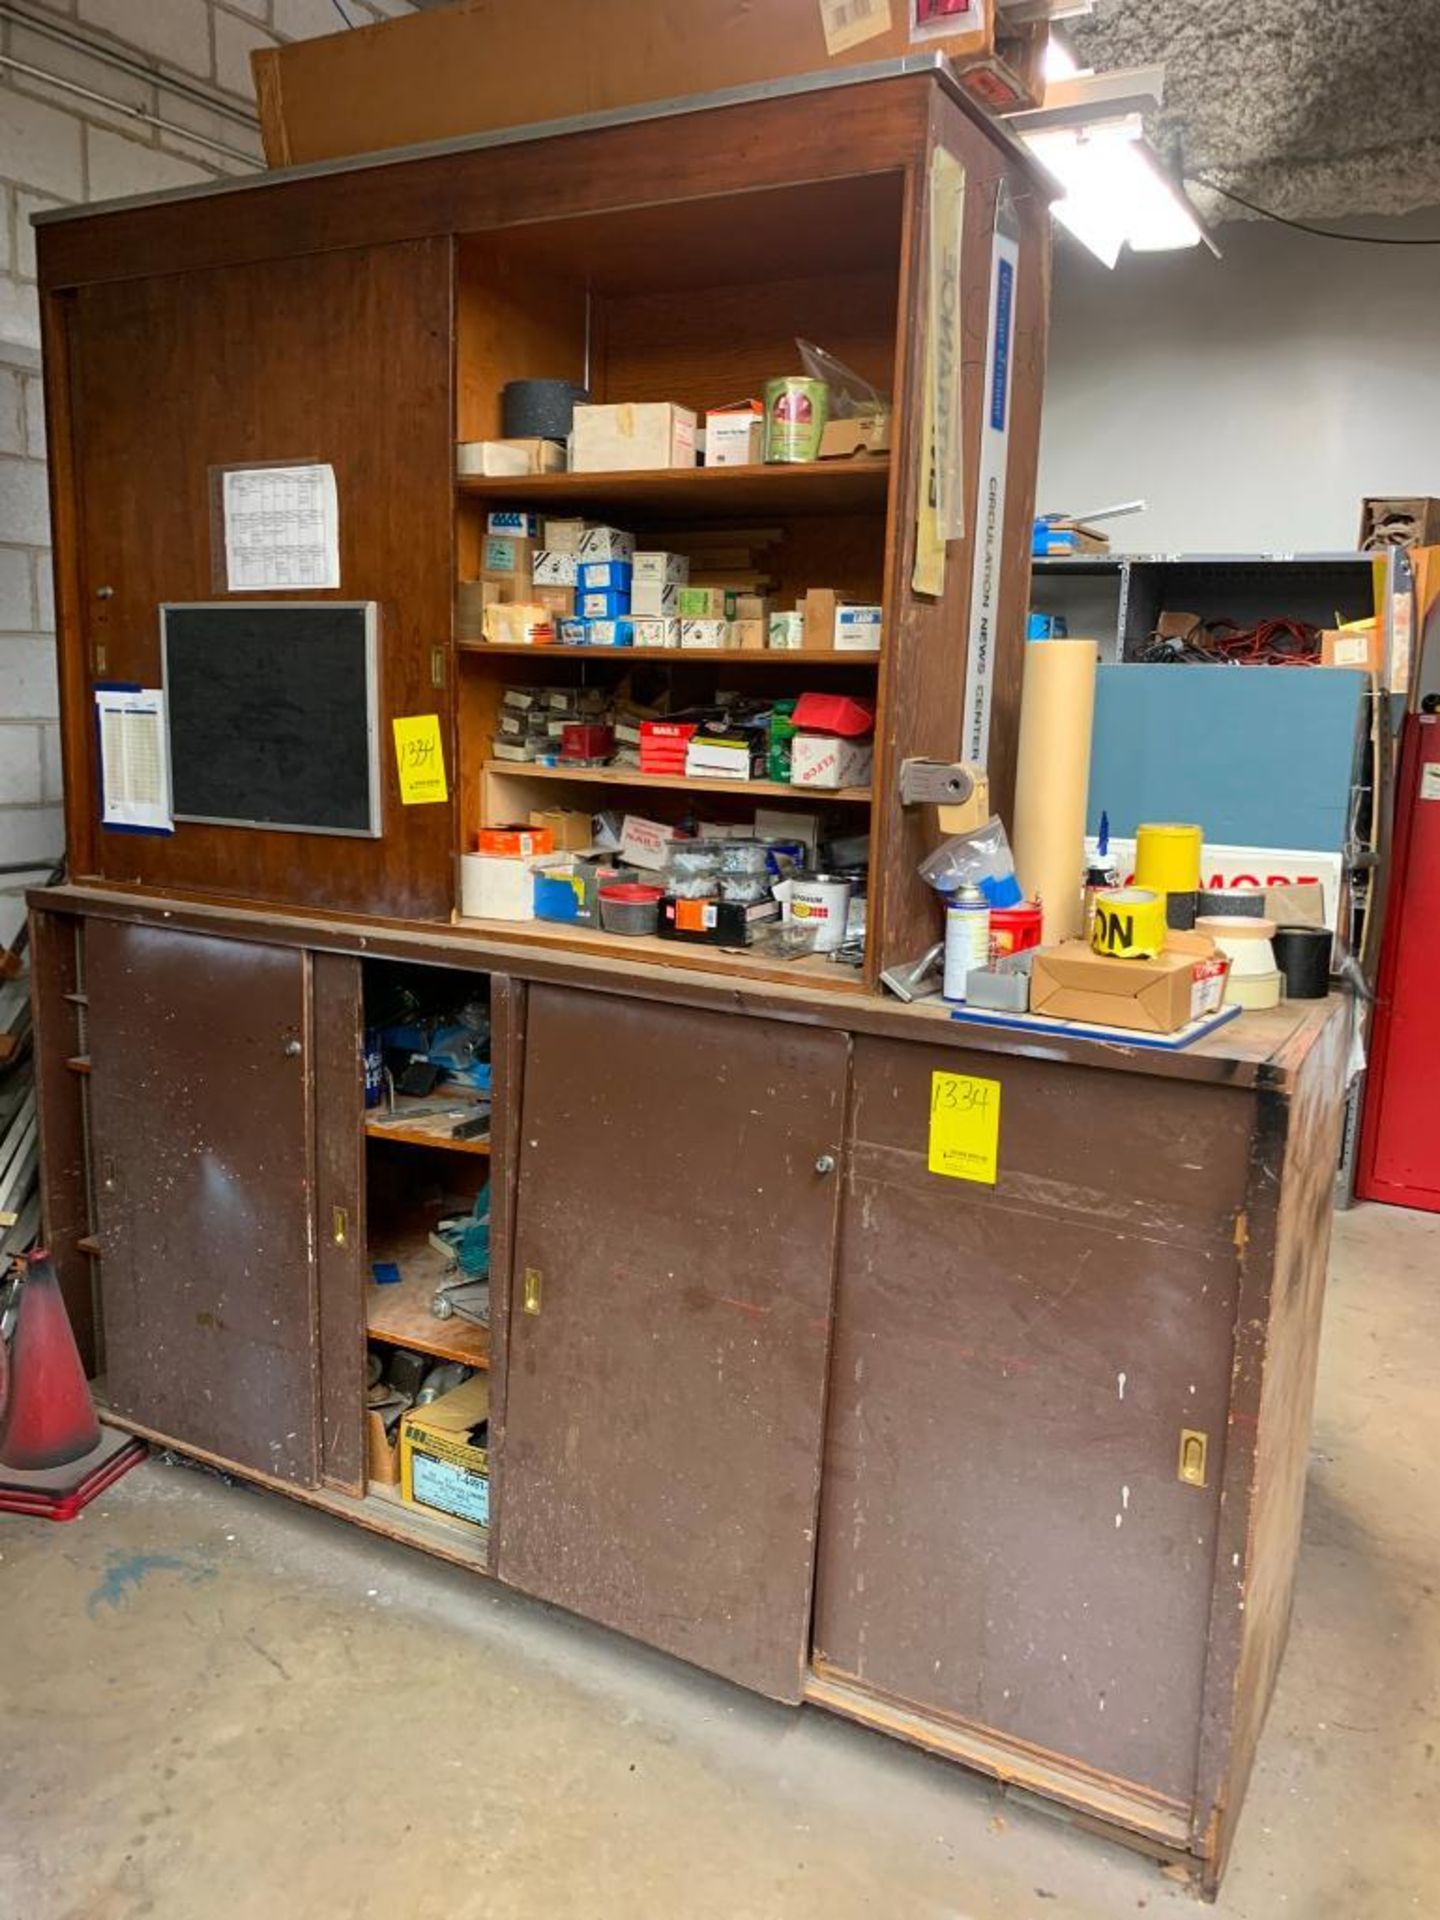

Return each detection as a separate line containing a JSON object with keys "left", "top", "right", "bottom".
{"left": 86, "top": 921, "right": 322, "bottom": 1484}
{"left": 496, "top": 984, "right": 848, "bottom": 1701}
{"left": 814, "top": 1038, "right": 1252, "bottom": 1819}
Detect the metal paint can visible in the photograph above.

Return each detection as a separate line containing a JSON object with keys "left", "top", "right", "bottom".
{"left": 943, "top": 885, "right": 991, "bottom": 1003}
{"left": 763, "top": 377, "right": 829, "bottom": 463}
{"left": 775, "top": 871, "right": 852, "bottom": 952}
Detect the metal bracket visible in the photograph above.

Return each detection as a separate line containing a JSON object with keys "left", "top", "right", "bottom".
{"left": 899, "top": 758, "right": 979, "bottom": 809}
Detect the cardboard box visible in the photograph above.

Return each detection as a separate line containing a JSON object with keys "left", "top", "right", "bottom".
{"left": 686, "top": 733, "right": 763, "bottom": 780}
{"left": 677, "top": 586, "right": 728, "bottom": 619}
{"left": 834, "top": 604, "right": 883, "bottom": 652}
{"left": 572, "top": 401, "right": 696, "bottom": 473}
{"left": 632, "top": 580, "right": 680, "bottom": 618}
{"left": 659, "top": 896, "right": 781, "bottom": 946}
{"left": 790, "top": 733, "right": 874, "bottom": 790}
{"left": 530, "top": 806, "right": 594, "bottom": 852}
{"left": 253, "top": 2, "right": 995, "bottom": 169}
{"left": 477, "top": 824, "right": 552, "bottom": 857}
{"left": 458, "top": 851, "right": 535, "bottom": 919}
{"left": 532, "top": 583, "right": 574, "bottom": 618}
{"left": 400, "top": 1375, "right": 491, "bottom": 1529}
{"left": 633, "top": 551, "right": 689, "bottom": 585}
{"left": 456, "top": 438, "right": 564, "bottom": 477}
{"left": 705, "top": 402, "right": 765, "bottom": 467}
{"left": 578, "top": 524, "right": 635, "bottom": 562}
{"left": 819, "top": 410, "right": 892, "bottom": 460}
{"left": 733, "top": 618, "right": 767, "bottom": 651}
{"left": 769, "top": 611, "right": 805, "bottom": 651}
{"left": 482, "top": 602, "right": 555, "bottom": 646}
{"left": 1029, "top": 933, "right": 1229, "bottom": 1035}
{"left": 577, "top": 559, "right": 632, "bottom": 593}
{"left": 633, "top": 616, "right": 679, "bottom": 649}
{"left": 801, "top": 587, "right": 849, "bottom": 651}
{"left": 620, "top": 814, "right": 680, "bottom": 871}
{"left": 487, "top": 510, "right": 540, "bottom": 538}
{"left": 585, "top": 617, "right": 634, "bottom": 647}
{"left": 731, "top": 593, "right": 770, "bottom": 622}
{"left": 1359, "top": 495, "right": 1440, "bottom": 551}
{"left": 680, "top": 618, "right": 733, "bottom": 651}
{"left": 542, "top": 517, "right": 588, "bottom": 553}
{"left": 1320, "top": 623, "right": 1382, "bottom": 672}
{"left": 532, "top": 550, "right": 579, "bottom": 587}
{"left": 580, "top": 587, "right": 631, "bottom": 620}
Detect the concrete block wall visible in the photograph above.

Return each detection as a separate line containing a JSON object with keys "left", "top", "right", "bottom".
{"left": 0, "top": 0, "right": 412, "bottom": 943}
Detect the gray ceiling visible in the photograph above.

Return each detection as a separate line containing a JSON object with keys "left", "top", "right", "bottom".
{"left": 1069, "top": 0, "right": 1440, "bottom": 222}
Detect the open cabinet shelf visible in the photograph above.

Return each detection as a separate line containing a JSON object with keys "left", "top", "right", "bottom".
{"left": 463, "top": 642, "right": 881, "bottom": 665}
{"left": 479, "top": 759, "right": 871, "bottom": 803}
{"left": 457, "top": 457, "right": 889, "bottom": 518}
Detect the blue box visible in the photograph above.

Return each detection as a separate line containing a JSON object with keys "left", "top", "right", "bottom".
{"left": 558, "top": 618, "right": 589, "bottom": 647}
{"left": 580, "top": 586, "right": 632, "bottom": 619}
{"left": 577, "top": 560, "right": 633, "bottom": 594}
{"left": 584, "top": 617, "right": 634, "bottom": 648}
{"left": 487, "top": 510, "right": 541, "bottom": 538}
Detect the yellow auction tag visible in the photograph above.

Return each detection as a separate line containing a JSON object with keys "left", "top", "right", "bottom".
{"left": 392, "top": 714, "right": 448, "bottom": 805}
{"left": 928, "top": 1070, "right": 1001, "bottom": 1184}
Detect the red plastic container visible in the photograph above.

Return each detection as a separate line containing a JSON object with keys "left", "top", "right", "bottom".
{"left": 560, "top": 722, "right": 614, "bottom": 762}
{"left": 989, "top": 900, "right": 1043, "bottom": 958}
{"left": 598, "top": 882, "right": 664, "bottom": 936}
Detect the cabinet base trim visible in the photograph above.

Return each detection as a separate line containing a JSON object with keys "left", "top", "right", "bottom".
{"left": 94, "top": 1406, "right": 491, "bottom": 1577}
{"left": 806, "top": 1665, "right": 1195, "bottom": 1856}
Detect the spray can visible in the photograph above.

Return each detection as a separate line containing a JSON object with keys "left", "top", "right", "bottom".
{"left": 943, "top": 885, "right": 991, "bottom": 1003}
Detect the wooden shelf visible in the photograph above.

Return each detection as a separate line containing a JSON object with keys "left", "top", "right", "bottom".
{"left": 456, "top": 457, "right": 888, "bottom": 520}
{"left": 453, "top": 910, "right": 867, "bottom": 993}
{"left": 364, "top": 1091, "right": 491, "bottom": 1155}
{"left": 364, "top": 1480, "right": 487, "bottom": 1560}
{"left": 367, "top": 1229, "right": 490, "bottom": 1369}
{"left": 461, "top": 643, "right": 881, "bottom": 665}
{"left": 482, "top": 759, "right": 870, "bottom": 802}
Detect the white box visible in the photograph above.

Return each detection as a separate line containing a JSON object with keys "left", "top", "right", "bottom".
{"left": 578, "top": 524, "right": 636, "bottom": 561}
{"left": 532, "top": 550, "right": 579, "bottom": 586}
{"left": 633, "top": 617, "right": 679, "bottom": 649}
{"left": 572, "top": 402, "right": 697, "bottom": 473}
{"left": 459, "top": 852, "right": 535, "bottom": 921}
{"left": 686, "top": 738, "right": 756, "bottom": 779}
{"left": 790, "top": 734, "right": 874, "bottom": 790}
{"left": 768, "top": 611, "right": 805, "bottom": 651}
{"left": 633, "top": 551, "right": 690, "bottom": 586}
{"left": 542, "top": 518, "right": 588, "bottom": 553}
{"left": 705, "top": 406, "right": 765, "bottom": 467}
{"left": 680, "top": 618, "right": 733, "bottom": 651}
{"left": 456, "top": 439, "right": 564, "bottom": 477}
{"left": 620, "top": 814, "right": 680, "bottom": 871}
{"left": 632, "top": 580, "right": 680, "bottom": 618}
{"left": 835, "top": 605, "right": 883, "bottom": 652}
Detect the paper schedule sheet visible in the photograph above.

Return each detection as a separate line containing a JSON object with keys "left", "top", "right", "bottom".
{"left": 96, "top": 688, "right": 173, "bottom": 833}
{"left": 222, "top": 463, "right": 340, "bottom": 592}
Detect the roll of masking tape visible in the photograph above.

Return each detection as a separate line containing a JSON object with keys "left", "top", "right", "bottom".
{"left": 1091, "top": 886, "right": 1168, "bottom": 959}
{"left": 1134, "top": 822, "right": 1203, "bottom": 895}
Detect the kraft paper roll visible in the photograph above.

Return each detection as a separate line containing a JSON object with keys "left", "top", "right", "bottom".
{"left": 1012, "top": 639, "right": 1097, "bottom": 944}
{"left": 1091, "top": 886, "right": 1167, "bottom": 960}
{"left": 1135, "top": 822, "right": 1203, "bottom": 895}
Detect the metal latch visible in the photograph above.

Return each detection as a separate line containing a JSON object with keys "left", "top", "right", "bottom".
{"left": 522, "top": 1267, "right": 542, "bottom": 1316}
{"left": 1178, "top": 1429, "right": 1209, "bottom": 1487}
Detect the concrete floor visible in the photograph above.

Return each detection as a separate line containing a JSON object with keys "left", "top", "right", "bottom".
{"left": 1, "top": 1203, "right": 1436, "bottom": 1920}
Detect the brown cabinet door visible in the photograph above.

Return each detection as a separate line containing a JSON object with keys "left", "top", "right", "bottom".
{"left": 814, "top": 1039, "right": 1252, "bottom": 1808}
{"left": 497, "top": 985, "right": 849, "bottom": 1701}
{"left": 60, "top": 238, "right": 454, "bottom": 919}
{"left": 86, "top": 920, "right": 320, "bottom": 1484}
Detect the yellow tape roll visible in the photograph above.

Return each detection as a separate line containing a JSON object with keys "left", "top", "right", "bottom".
{"left": 1134, "top": 822, "right": 1203, "bottom": 895}
{"left": 1091, "top": 886, "right": 1168, "bottom": 960}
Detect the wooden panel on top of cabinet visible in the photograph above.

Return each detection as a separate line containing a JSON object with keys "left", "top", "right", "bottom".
{"left": 53, "top": 238, "right": 454, "bottom": 921}
{"left": 497, "top": 984, "right": 849, "bottom": 1702}
{"left": 85, "top": 919, "right": 321, "bottom": 1485}
{"left": 813, "top": 1037, "right": 1255, "bottom": 1812}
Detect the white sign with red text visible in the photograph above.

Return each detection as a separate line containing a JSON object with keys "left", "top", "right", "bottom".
{"left": 1084, "top": 840, "right": 1343, "bottom": 934}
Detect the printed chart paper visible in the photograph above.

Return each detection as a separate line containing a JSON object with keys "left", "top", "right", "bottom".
{"left": 95, "top": 687, "right": 173, "bottom": 833}
{"left": 223, "top": 463, "right": 340, "bottom": 592}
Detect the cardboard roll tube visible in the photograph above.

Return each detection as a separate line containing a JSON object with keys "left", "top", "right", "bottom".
{"left": 1012, "top": 638, "right": 1097, "bottom": 943}
{"left": 1091, "top": 886, "right": 1168, "bottom": 960}
{"left": 1134, "top": 822, "right": 1203, "bottom": 895}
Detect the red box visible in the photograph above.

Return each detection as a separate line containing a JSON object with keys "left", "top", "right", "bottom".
{"left": 560, "top": 723, "right": 614, "bottom": 762}
{"left": 640, "top": 719, "right": 698, "bottom": 773}
{"left": 476, "top": 824, "right": 554, "bottom": 857}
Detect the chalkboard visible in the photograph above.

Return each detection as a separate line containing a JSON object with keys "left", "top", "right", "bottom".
{"left": 162, "top": 602, "right": 380, "bottom": 837}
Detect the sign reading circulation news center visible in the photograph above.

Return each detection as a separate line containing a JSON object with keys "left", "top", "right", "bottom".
{"left": 963, "top": 181, "right": 1020, "bottom": 770}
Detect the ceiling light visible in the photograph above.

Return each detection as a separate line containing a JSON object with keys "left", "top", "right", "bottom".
{"left": 1021, "top": 114, "right": 1215, "bottom": 266}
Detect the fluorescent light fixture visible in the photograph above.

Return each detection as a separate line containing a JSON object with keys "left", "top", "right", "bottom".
{"left": 1021, "top": 113, "right": 1215, "bottom": 266}
{"left": 1042, "top": 33, "right": 1086, "bottom": 82}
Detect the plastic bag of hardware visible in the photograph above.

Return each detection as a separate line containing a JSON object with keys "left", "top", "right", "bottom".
{"left": 748, "top": 919, "right": 827, "bottom": 962}
{"left": 918, "top": 815, "right": 1022, "bottom": 907}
